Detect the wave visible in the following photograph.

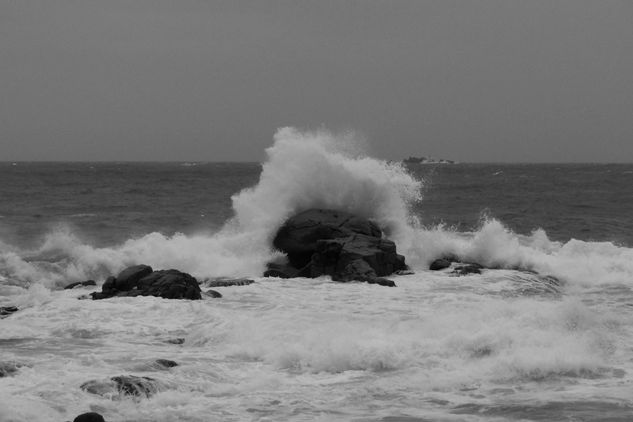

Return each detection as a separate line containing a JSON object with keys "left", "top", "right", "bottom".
{"left": 1, "top": 127, "right": 632, "bottom": 291}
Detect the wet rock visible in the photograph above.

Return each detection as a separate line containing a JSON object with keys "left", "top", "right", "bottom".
{"left": 266, "top": 209, "right": 407, "bottom": 286}
{"left": 0, "top": 306, "right": 19, "bottom": 317}
{"left": 73, "top": 413, "right": 105, "bottom": 422}
{"left": 92, "top": 267, "right": 202, "bottom": 300}
{"left": 272, "top": 209, "right": 382, "bottom": 268}
{"left": 206, "top": 278, "right": 255, "bottom": 287}
{"left": 204, "top": 289, "right": 222, "bottom": 298}
{"left": 0, "top": 361, "right": 22, "bottom": 377}
{"left": 165, "top": 338, "right": 185, "bottom": 345}
{"left": 152, "top": 359, "right": 178, "bottom": 369}
{"left": 452, "top": 263, "right": 484, "bottom": 276}
{"left": 429, "top": 258, "right": 451, "bottom": 271}
{"left": 81, "top": 375, "right": 162, "bottom": 398}
{"left": 136, "top": 269, "right": 202, "bottom": 300}
{"left": 64, "top": 280, "right": 97, "bottom": 290}
{"left": 114, "top": 265, "right": 153, "bottom": 291}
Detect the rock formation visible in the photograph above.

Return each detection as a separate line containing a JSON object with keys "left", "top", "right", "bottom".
{"left": 265, "top": 209, "right": 407, "bottom": 286}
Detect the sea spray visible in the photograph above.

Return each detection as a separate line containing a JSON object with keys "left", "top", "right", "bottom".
{"left": 230, "top": 126, "right": 423, "bottom": 247}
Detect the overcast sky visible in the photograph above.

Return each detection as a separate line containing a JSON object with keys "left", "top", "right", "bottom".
{"left": 2, "top": 0, "right": 632, "bottom": 162}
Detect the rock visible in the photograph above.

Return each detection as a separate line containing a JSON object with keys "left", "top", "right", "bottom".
{"left": 152, "top": 359, "right": 178, "bottom": 369}
{"left": 272, "top": 209, "right": 382, "bottom": 268}
{"left": 92, "top": 267, "right": 202, "bottom": 300}
{"left": 165, "top": 338, "right": 185, "bottom": 345}
{"left": 136, "top": 270, "right": 202, "bottom": 300}
{"left": 114, "top": 265, "right": 153, "bottom": 291}
{"left": 310, "top": 234, "right": 406, "bottom": 281}
{"left": 64, "top": 280, "right": 97, "bottom": 290}
{"left": 0, "top": 361, "right": 22, "bottom": 377}
{"left": 429, "top": 258, "right": 451, "bottom": 271}
{"left": 267, "top": 209, "right": 406, "bottom": 285}
{"left": 452, "top": 263, "right": 484, "bottom": 276}
{"left": 206, "top": 278, "right": 255, "bottom": 287}
{"left": 81, "top": 375, "right": 162, "bottom": 398}
{"left": 0, "top": 306, "right": 19, "bottom": 317}
{"left": 102, "top": 276, "right": 116, "bottom": 293}
{"left": 73, "top": 413, "right": 105, "bottom": 422}
{"left": 204, "top": 289, "right": 222, "bottom": 298}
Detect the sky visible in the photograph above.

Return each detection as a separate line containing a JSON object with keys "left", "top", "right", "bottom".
{"left": 1, "top": 0, "right": 632, "bottom": 162}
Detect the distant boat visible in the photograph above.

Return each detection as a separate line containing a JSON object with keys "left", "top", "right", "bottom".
{"left": 403, "top": 156, "right": 456, "bottom": 164}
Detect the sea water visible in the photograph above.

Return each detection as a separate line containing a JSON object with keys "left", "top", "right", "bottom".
{"left": 1, "top": 128, "right": 633, "bottom": 421}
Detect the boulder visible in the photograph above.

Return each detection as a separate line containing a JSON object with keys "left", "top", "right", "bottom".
{"left": 204, "top": 289, "right": 222, "bottom": 298}
{"left": 114, "top": 265, "right": 153, "bottom": 291}
{"left": 64, "top": 280, "right": 97, "bottom": 289}
{"left": 73, "top": 413, "right": 105, "bottom": 422}
{"left": 429, "top": 258, "right": 451, "bottom": 271}
{"left": 266, "top": 209, "right": 406, "bottom": 286}
{"left": 273, "top": 209, "right": 382, "bottom": 268}
{"left": 91, "top": 266, "right": 202, "bottom": 300}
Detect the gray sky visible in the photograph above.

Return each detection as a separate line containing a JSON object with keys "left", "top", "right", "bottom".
{"left": 2, "top": 0, "right": 632, "bottom": 162}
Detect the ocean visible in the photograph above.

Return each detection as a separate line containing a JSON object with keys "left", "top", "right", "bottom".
{"left": 2, "top": 129, "right": 633, "bottom": 421}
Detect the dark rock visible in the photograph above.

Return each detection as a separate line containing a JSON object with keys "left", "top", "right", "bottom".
{"left": 64, "top": 280, "right": 97, "bottom": 290}
{"left": 366, "top": 277, "right": 397, "bottom": 287}
{"left": 0, "top": 361, "right": 22, "bottom": 377}
{"left": 310, "top": 234, "right": 407, "bottom": 280}
{"left": 204, "top": 289, "right": 222, "bottom": 298}
{"left": 136, "top": 269, "right": 201, "bottom": 300}
{"left": 165, "top": 338, "right": 185, "bottom": 344}
{"left": 429, "top": 258, "right": 451, "bottom": 271}
{"left": 452, "top": 263, "right": 484, "bottom": 276}
{"left": 92, "top": 267, "right": 201, "bottom": 300}
{"left": 102, "top": 276, "right": 116, "bottom": 293}
{"left": 206, "top": 278, "right": 255, "bottom": 287}
{"left": 0, "top": 306, "right": 19, "bottom": 317}
{"left": 81, "top": 375, "right": 162, "bottom": 398}
{"left": 73, "top": 413, "right": 105, "bottom": 422}
{"left": 114, "top": 265, "right": 153, "bottom": 291}
{"left": 273, "top": 209, "right": 382, "bottom": 268}
{"left": 266, "top": 209, "right": 407, "bottom": 286}
{"left": 152, "top": 359, "right": 178, "bottom": 369}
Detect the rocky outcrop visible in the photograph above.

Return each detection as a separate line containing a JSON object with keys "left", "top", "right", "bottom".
{"left": 91, "top": 266, "right": 202, "bottom": 300}
{"left": 265, "top": 209, "right": 407, "bottom": 286}
{"left": 81, "top": 375, "right": 163, "bottom": 398}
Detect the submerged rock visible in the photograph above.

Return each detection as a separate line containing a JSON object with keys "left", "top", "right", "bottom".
{"left": 81, "top": 375, "right": 163, "bottom": 398}
{"left": 0, "top": 306, "right": 19, "bottom": 317}
{"left": 204, "top": 289, "right": 222, "bottom": 298}
{"left": 91, "top": 266, "right": 202, "bottom": 300}
{"left": 152, "top": 359, "right": 178, "bottom": 369}
{"left": 265, "top": 209, "right": 406, "bottom": 286}
{"left": 64, "top": 280, "right": 97, "bottom": 289}
{"left": 73, "top": 413, "right": 105, "bottom": 422}
{"left": 0, "top": 361, "right": 23, "bottom": 377}
{"left": 205, "top": 278, "right": 255, "bottom": 287}
{"left": 451, "top": 263, "right": 484, "bottom": 276}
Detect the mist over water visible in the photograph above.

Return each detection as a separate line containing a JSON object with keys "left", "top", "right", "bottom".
{"left": 2, "top": 129, "right": 633, "bottom": 421}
